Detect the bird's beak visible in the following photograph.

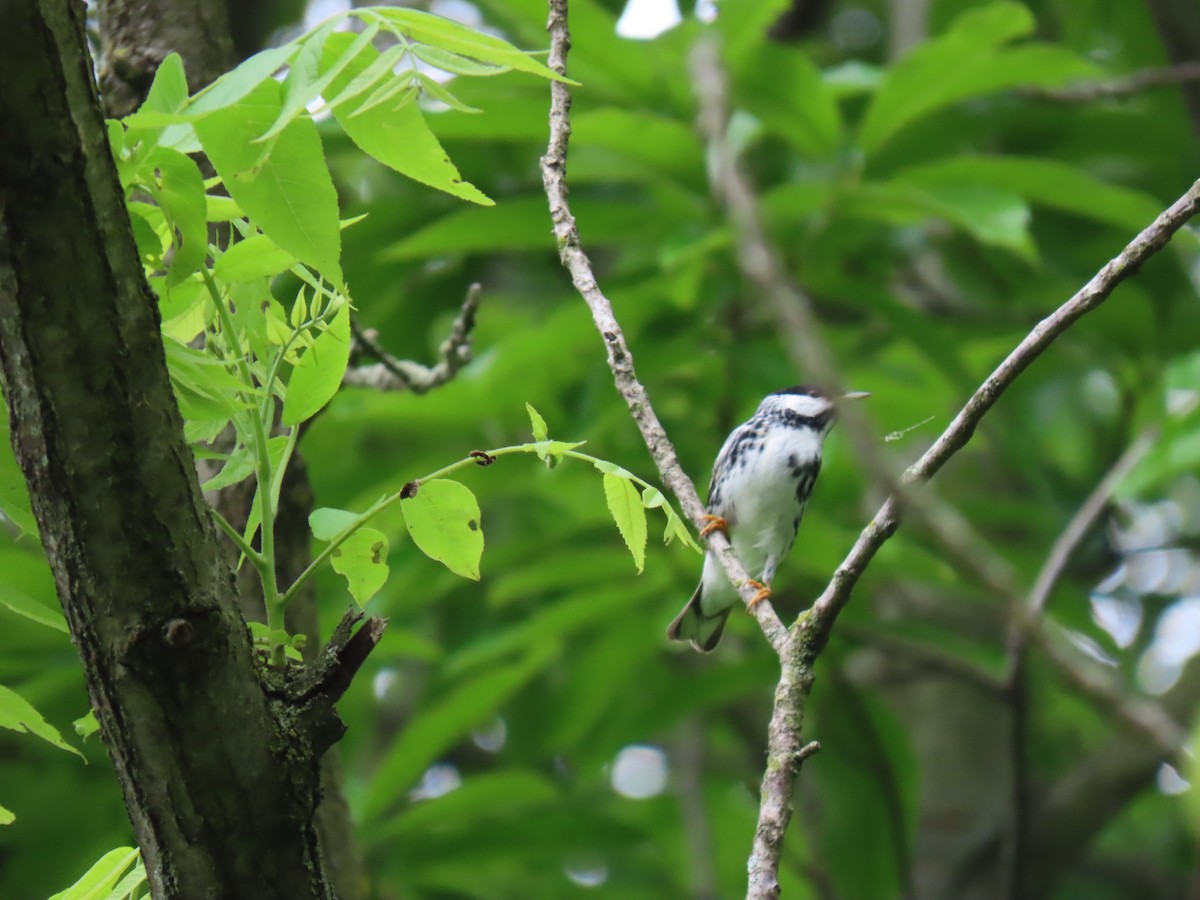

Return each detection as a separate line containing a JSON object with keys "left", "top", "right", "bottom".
{"left": 840, "top": 391, "right": 871, "bottom": 402}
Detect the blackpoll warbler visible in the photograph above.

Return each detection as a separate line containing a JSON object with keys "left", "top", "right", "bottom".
{"left": 667, "top": 386, "right": 869, "bottom": 652}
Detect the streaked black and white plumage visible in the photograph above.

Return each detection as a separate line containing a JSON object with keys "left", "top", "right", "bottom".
{"left": 667, "top": 385, "right": 867, "bottom": 652}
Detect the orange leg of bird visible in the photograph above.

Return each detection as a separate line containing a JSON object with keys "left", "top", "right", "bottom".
{"left": 745, "top": 579, "right": 772, "bottom": 609}
{"left": 699, "top": 514, "right": 728, "bottom": 537}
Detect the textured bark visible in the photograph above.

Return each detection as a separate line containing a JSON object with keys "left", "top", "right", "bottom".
{"left": 96, "top": 0, "right": 235, "bottom": 117}
{"left": 0, "top": 3, "right": 345, "bottom": 897}
{"left": 94, "top": 0, "right": 370, "bottom": 890}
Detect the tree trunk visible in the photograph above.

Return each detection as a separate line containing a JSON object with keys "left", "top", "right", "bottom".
{"left": 0, "top": 2, "right": 365, "bottom": 897}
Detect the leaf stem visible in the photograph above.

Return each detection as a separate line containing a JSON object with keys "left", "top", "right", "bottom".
{"left": 201, "top": 267, "right": 285, "bottom": 665}
{"left": 211, "top": 508, "right": 265, "bottom": 565}
{"left": 278, "top": 439, "right": 697, "bottom": 608}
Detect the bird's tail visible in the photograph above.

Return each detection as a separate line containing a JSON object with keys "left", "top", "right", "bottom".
{"left": 666, "top": 585, "right": 730, "bottom": 653}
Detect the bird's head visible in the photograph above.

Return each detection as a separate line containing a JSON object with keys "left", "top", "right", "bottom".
{"left": 762, "top": 385, "right": 870, "bottom": 434}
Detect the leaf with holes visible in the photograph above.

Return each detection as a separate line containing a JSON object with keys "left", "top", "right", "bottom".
{"left": 330, "top": 527, "right": 390, "bottom": 606}
{"left": 401, "top": 479, "right": 484, "bottom": 580}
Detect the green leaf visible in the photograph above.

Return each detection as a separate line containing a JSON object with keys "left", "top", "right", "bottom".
{"left": 73, "top": 711, "right": 99, "bottom": 740}
{"left": 326, "top": 43, "right": 410, "bottom": 111}
{"left": 47, "top": 847, "right": 139, "bottom": 900}
{"left": 907, "top": 182, "right": 1035, "bottom": 260}
{"left": 281, "top": 305, "right": 351, "bottom": 425}
{"left": 572, "top": 109, "right": 705, "bottom": 184}
{"left": 188, "top": 44, "right": 300, "bottom": 117}
{"left": 532, "top": 439, "right": 585, "bottom": 468}
{"left": 858, "top": 2, "right": 1098, "bottom": 155}
{"left": 401, "top": 479, "right": 485, "bottom": 580}
{"left": 664, "top": 509, "right": 703, "bottom": 554}
{"left": 331, "top": 527, "right": 390, "bottom": 605}
{"left": 525, "top": 402, "right": 548, "bottom": 441}
{"left": 309, "top": 506, "right": 362, "bottom": 541}
{"left": 411, "top": 44, "right": 510, "bottom": 77}
{"left": 823, "top": 60, "right": 884, "bottom": 99}
{"left": 892, "top": 155, "right": 1162, "bottom": 231}
{"left": 325, "top": 39, "right": 492, "bottom": 205}
{"left": 198, "top": 445, "right": 257, "bottom": 492}
{"left": 1120, "top": 352, "right": 1200, "bottom": 497}
{"left": 716, "top": 0, "right": 791, "bottom": 54}
{"left": 105, "top": 860, "right": 148, "bottom": 900}
{"left": 255, "top": 20, "right": 381, "bottom": 144}
{"left": 0, "top": 412, "right": 36, "bottom": 536}
{"left": 362, "top": 646, "right": 554, "bottom": 822}
{"left": 838, "top": 180, "right": 1034, "bottom": 259}
{"left": 602, "top": 473, "right": 647, "bottom": 573}
{"left": 162, "top": 336, "right": 248, "bottom": 421}
{"left": 137, "top": 52, "right": 189, "bottom": 118}
{"left": 0, "top": 587, "right": 68, "bottom": 633}
{"left": 384, "top": 195, "right": 650, "bottom": 258}
{"left": 349, "top": 69, "right": 417, "bottom": 119}
{"left": 416, "top": 73, "right": 482, "bottom": 115}
{"left": 374, "top": 8, "right": 569, "bottom": 82}
{"left": 732, "top": 44, "right": 842, "bottom": 156}
{"left": 0, "top": 803, "right": 12, "bottom": 826}
{"left": 211, "top": 233, "right": 299, "bottom": 283}
{"left": 144, "top": 147, "right": 207, "bottom": 285}
{"left": 193, "top": 79, "right": 343, "bottom": 285}
{"left": 0, "top": 684, "right": 83, "bottom": 760}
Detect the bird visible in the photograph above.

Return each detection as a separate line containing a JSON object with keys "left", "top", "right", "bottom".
{"left": 667, "top": 385, "right": 869, "bottom": 652}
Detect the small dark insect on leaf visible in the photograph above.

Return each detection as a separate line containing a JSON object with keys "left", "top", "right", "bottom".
{"left": 401, "top": 480, "right": 419, "bottom": 499}
{"left": 468, "top": 519, "right": 478, "bottom": 531}
{"left": 469, "top": 450, "right": 496, "bottom": 466}
{"left": 371, "top": 541, "right": 385, "bottom": 563}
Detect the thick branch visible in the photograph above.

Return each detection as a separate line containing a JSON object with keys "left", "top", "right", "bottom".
{"left": 0, "top": 4, "right": 351, "bottom": 896}
{"left": 96, "top": 0, "right": 234, "bottom": 117}
{"left": 539, "top": 0, "right": 788, "bottom": 652}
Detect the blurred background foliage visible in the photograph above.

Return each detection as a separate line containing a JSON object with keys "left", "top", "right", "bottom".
{"left": 3, "top": 0, "right": 1200, "bottom": 897}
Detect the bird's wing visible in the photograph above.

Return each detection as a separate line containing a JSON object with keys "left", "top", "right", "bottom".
{"left": 706, "top": 421, "right": 751, "bottom": 511}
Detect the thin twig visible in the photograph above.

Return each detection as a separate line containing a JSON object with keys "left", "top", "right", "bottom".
{"left": 538, "top": 0, "right": 788, "bottom": 653}
{"left": 810, "top": 178, "right": 1200, "bottom": 641}
{"left": 746, "top": 180, "right": 1200, "bottom": 896}
{"left": 692, "top": 29, "right": 1200, "bottom": 893}
{"left": 343, "top": 282, "right": 481, "bottom": 392}
{"left": 1024, "top": 428, "right": 1158, "bottom": 623}
{"left": 1026, "top": 61, "right": 1200, "bottom": 101}
{"left": 1003, "top": 426, "right": 1161, "bottom": 893}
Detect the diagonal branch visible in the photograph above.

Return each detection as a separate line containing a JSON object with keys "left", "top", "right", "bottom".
{"left": 539, "top": 0, "right": 788, "bottom": 653}
{"left": 747, "top": 177, "right": 1200, "bottom": 898}
{"left": 1022, "top": 428, "right": 1158, "bottom": 625}
{"left": 689, "top": 32, "right": 1200, "bottom": 896}
{"left": 809, "top": 180, "right": 1200, "bottom": 641}
{"left": 342, "top": 282, "right": 481, "bottom": 393}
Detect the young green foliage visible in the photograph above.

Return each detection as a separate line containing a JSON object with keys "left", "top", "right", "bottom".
{"left": 99, "top": 8, "right": 567, "bottom": 664}
{"left": 47, "top": 847, "right": 145, "bottom": 900}
{"left": 304, "top": 404, "right": 699, "bottom": 607}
